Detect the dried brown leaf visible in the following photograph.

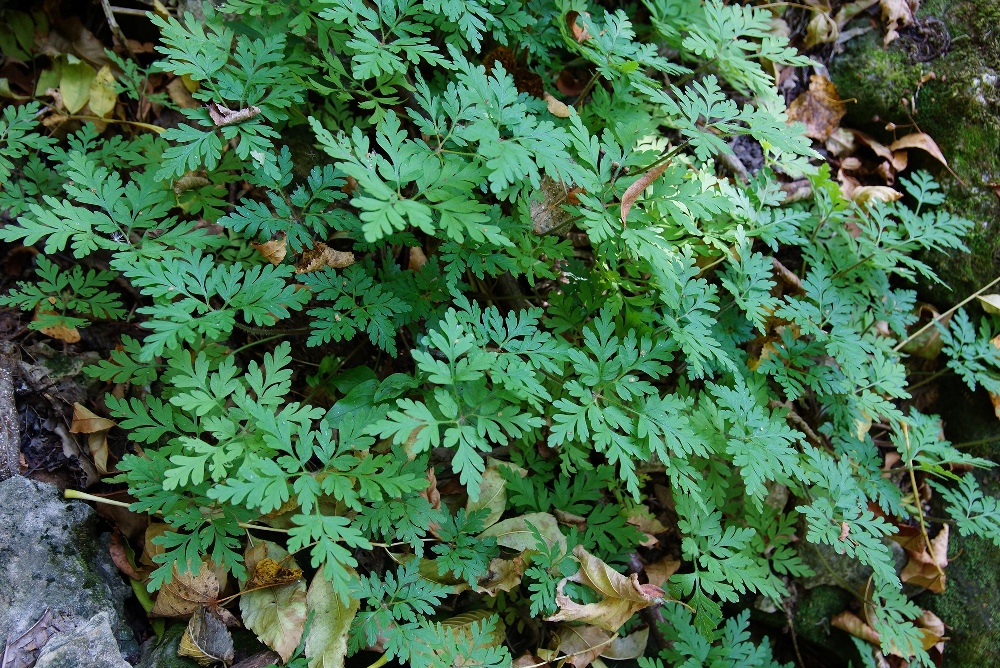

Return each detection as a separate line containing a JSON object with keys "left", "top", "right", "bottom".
{"left": 787, "top": 76, "right": 846, "bottom": 141}
{"left": 889, "top": 132, "right": 948, "bottom": 168}
{"left": 644, "top": 556, "right": 681, "bottom": 587}
{"left": 475, "top": 557, "right": 526, "bottom": 596}
{"left": 151, "top": 562, "right": 222, "bottom": 618}
{"left": 601, "top": 626, "right": 649, "bottom": 660}
{"left": 566, "top": 11, "right": 593, "bottom": 43}
{"left": 178, "top": 605, "right": 235, "bottom": 666}
{"left": 831, "top": 610, "right": 880, "bottom": 646}
{"left": 620, "top": 162, "right": 670, "bottom": 225}
{"left": 296, "top": 242, "right": 355, "bottom": 274}
{"left": 71, "top": 403, "right": 116, "bottom": 433}
{"left": 881, "top": 0, "right": 919, "bottom": 45}
{"left": 253, "top": 237, "right": 288, "bottom": 266}
{"left": 543, "top": 92, "right": 572, "bottom": 118}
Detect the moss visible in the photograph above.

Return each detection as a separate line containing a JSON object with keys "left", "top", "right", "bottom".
{"left": 828, "top": 0, "right": 1000, "bottom": 301}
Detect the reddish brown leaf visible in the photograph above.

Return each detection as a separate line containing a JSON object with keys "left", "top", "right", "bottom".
{"left": 620, "top": 162, "right": 670, "bottom": 225}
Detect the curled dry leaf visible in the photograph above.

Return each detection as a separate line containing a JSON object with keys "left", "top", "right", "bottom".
{"left": 240, "top": 542, "right": 308, "bottom": 664}
{"left": 546, "top": 546, "right": 665, "bottom": 631}
{"left": 531, "top": 175, "right": 582, "bottom": 235}
{"left": 832, "top": 610, "right": 881, "bottom": 646}
{"left": 296, "top": 241, "right": 355, "bottom": 274}
{"left": 179, "top": 605, "right": 235, "bottom": 666}
{"left": 554, "top": 625, "right": 614, "bottom": 668}
{"left": 977, "top": 294, "right": 1000, "bottom": 315}
{"left": 825, "top": 127, "right": 856, "bottom": 157}
{"left": 253, "top": 236, "right": 288, "bottom": 266}
{"left": 543, "top": 92, "right": 572, "bottom": 118}
{"left": 620, "top": 162, "right": 671, "bottom": 225}
{"left": 897, "top": 524, "right": 949, "bottom": 594}
{"left": 852, "top": 186, "right": 903, "bottom": 207}
{"left": 244, "top": 557, "right": 303, "bottom": 591}
{"left": 804, "top": 11, "right": 839, "bottom": 49}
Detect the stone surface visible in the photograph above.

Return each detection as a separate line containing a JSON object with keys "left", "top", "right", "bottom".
{"left": 828, "top": 0, "right": 1000, "bottom": 302}
{"left": 0, "top": 476, "right": 137, "bottom": 660}
{"left": 34, "top": 612, "right": 131, "bottom": 668}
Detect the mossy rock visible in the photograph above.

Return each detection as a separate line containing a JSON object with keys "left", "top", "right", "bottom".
{"left": 828, "top": 0, "right": 1000, "bottom": 302}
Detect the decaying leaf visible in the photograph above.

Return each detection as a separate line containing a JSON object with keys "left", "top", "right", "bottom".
{"left": 832, "top": 610, "right": 881, "bottom": 646}
{"left": 786, "top": 76, "right": 846, "bottom": 142}
{"left": 889, "top": 132, "right": 949, "bottom": 168}
{"left": 881, "top": 0, "right": 919, "bottom": 45}
{"left": 479, "top": 512, "right": 567, "bottom": 554}
{"left": 208, "top": 102, "right": 262, "bottom": 127}
{"left": 601, "top": 626, "right": 649, "bottom": 660}
{"left": 151, "top": 561, "right": 222, "bottom": 618}
{"left": 530, "top": 175, "right": 583, "bottom": 235}
{"left": 253, "top": 236, "right": 288, "bottom": 266}
{"left": 71, "top": 403, "right": 116, "bottom": 433}
{"left": 34, "top": 304, "right": 80, "bottom": 343}
{"left": 178, "top": 605, "right": 235, "bottom": 666}
{"left": 546, "top": 546, "right": 665, "bottom": 631}
{"left": 244, "top": 557, "right": 303, "bottom": 591}
{"left": 240, "top": 542, "right": 308, "bottom": 663}
{"left": 296, "top": 242, "right": 355, "bottom": 273}
{"left": 304, "top": 570, "right": 360, "bottom": 668}
{"left": 59, "top": 59, "right": 96, "bottom": 114}
{"left": 852, "top": 186, "right": 903, "bottom": 207}
{"left": 475, "top": 557, "right": 526, "bottom": 596}
{"left": 620, "top": 162, "right": 671, "bottom": 225}
{"left": 566, "top": 11, "right": 592, "bottom": 43}
{"left": 467, "top": 459, "right": 508, "bottom": 530}
{"left": 554, "top": 625, "right": 614, "bottom": 668}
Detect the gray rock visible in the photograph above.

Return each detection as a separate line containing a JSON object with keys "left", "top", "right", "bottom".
{"left": 0, "top": 476, "right": 137, "bottom": 660}
{"left": 35, "top": 612, "right": 130, "bottom": 668}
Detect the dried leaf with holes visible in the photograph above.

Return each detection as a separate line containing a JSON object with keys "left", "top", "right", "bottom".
{"left": 786, "top": 76, "right": 846, "bottom": 142}
{"left": 151, "top": 561, "right": 222, "bottom": 618}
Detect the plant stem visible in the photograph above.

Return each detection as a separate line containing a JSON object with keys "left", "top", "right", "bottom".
{"left": 893, "top": 274, "right": 1000, "bottom": 352}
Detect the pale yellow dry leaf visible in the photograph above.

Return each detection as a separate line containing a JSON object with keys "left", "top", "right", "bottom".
{"left": 479, "top": 512, "right": 567, "bottom": 553}
{"left": 88, "top": 65, "right": 117, "bottom": 118}
{"left": 474, "top": 557, "right": 526, "bottom": 596}
{"left": 852, "top": 186, "right": 903, "bottom": 207}
{"left": 881, "top": 0, "right": 919, "bottom": 45}
{"left": 166, "top": 77, "right": 199, "bottom": 109}
{"left": 70, "top": 403, "right": 116, "bottom": 433}
{"left": 253, "top": 236, "right": 288, "bottom": 266}
{"left": 804, "top": 11, "right": 839, "bottom": 48}
{"left": 543, "top": 92, "right": 572, "bottom": 118}
{"left": 87, "top": 432, "right": 110, "bottom": 475}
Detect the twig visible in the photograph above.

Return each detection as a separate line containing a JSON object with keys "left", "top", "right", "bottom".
{"left": 893, "top": 274, "right": 1000, "bottom": 352}
{"left": 99, "top": 0, "right": 137, "bottom": 61}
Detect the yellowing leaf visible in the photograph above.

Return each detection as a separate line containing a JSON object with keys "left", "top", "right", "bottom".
{"left": 467, "top": 459, "right": 507, "bottom": 530}
{"left": 59, "top": 60, "right": 96, "bottom": 114}
{"left": 546, "top": 546, "right": 665, "bottom": 631}
{"left": 70, "top": 403, "right": 116, "bottom": 434}
{"left": 304, "top": 570, "right": 360, "bottom": 668}
{"left": 240, "top": 542, "right": 307, "bottom": 663}
{"left": 166, "top": 77, "right": 199, "bottom": 109}
{"left": 88, "top": 64, "right": 117, "bottom": 118}
{"left": 977, "top": 294, "right": 1000, "bottom": 315}
{"left": 852, "top": 186, "right": 902, "bottom": 207}
{"left": 479, "top": 512, "right": 566, "bottom": 554}
{"left": 178, "top": 606, "right": 234, "bottom": 666}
